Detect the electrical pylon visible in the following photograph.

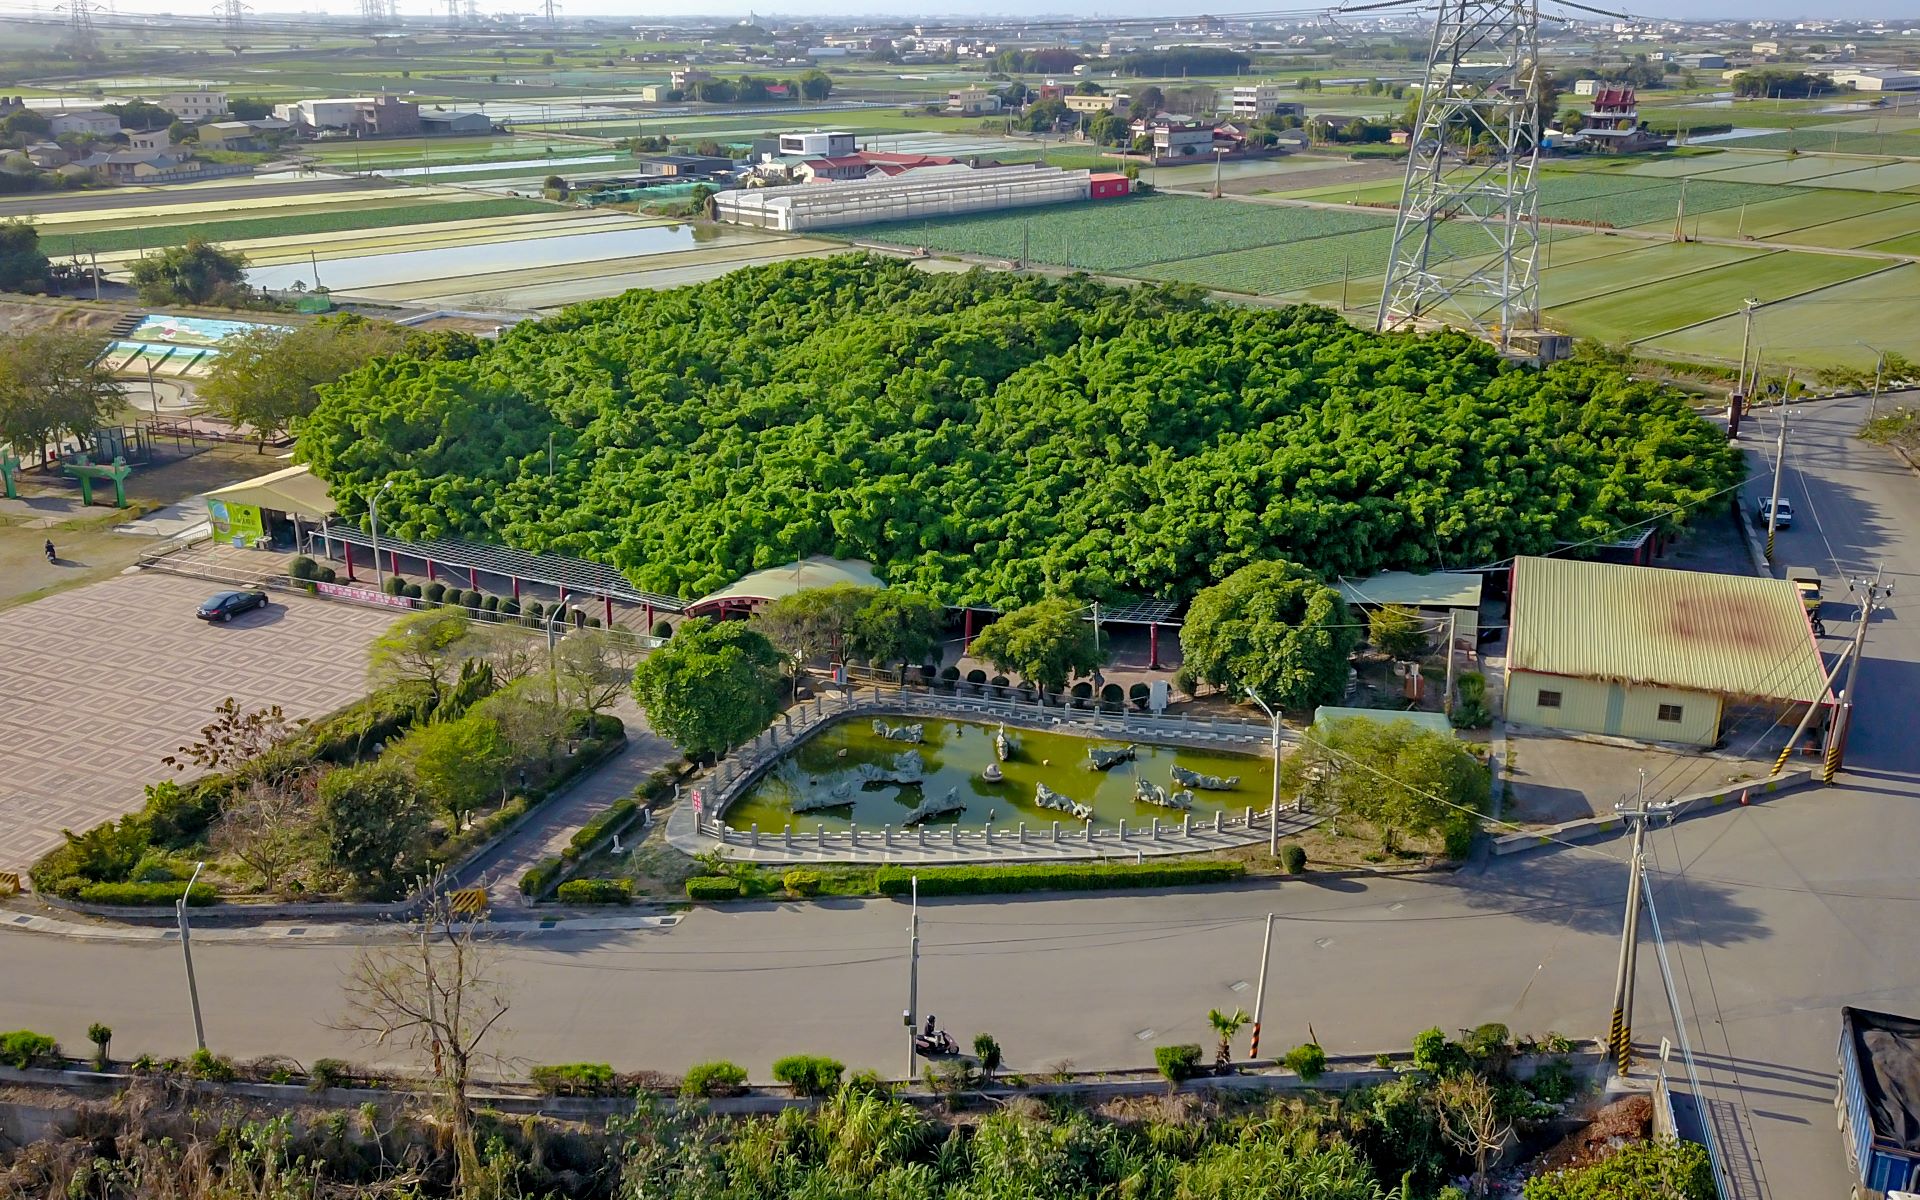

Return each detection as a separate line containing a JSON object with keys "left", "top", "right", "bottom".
{"left": 215, "top": 0, "right": 248, "bottom": 35}
{"left": 462, "top": 0, "right": 479, "bottom": 20}
{"left": 54, "top": 0, "right": 103, "bottom": 57}
{"left": 1375, "top": 0, "right": 1543, "bottom": 350}
{"left": 358, "top": 0, "right": 385, "bottom": 25}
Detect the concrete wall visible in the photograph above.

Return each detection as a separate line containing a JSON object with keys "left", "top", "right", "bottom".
{"left": 1505, "top": 671, "right": 1721, "bottom": 747}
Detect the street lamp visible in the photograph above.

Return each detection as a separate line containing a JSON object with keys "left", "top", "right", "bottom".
{"left": 1860, "top": 341, "right": 1887, "bottom": 423}
{"left": 545, "top": 593, "right": 570, "bottom": 707}
{"left": 369, "top": 479, "right": 395, "bottom": 594}
{"left": 1242, "top": 688, "right": 1284, "bottom": 856}
{"left": 176, "top": 861, "right": 207, "bottom": 1052}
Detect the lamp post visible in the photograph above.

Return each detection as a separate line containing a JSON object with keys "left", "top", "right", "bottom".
{"left": 369, "top": 479, "right": 394, "bottom": 594}
{"left": 176, "top": 861, "right": 207, "bottom": 1052}
{"left": 544, "top": 591, "right": 569, "bottom": 707}
{"left": 1243, "top": 688, "right": 1283, "bottom": 855}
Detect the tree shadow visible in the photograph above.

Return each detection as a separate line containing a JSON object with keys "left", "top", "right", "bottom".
{"left": 1457, "top": 847, "right": 1769, "bottom": 947}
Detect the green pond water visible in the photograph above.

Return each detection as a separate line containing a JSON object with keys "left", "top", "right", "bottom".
{"left": 723, "top": 718, "right": 1272, "bottom": 833}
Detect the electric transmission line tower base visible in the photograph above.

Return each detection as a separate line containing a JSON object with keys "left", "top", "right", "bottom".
{"left": 1376, "top": 0, "right": 1543, "bottom": 350}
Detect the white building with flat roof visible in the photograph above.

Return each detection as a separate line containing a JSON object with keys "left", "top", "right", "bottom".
{"left": 713, "top": 164, "right": 1093, "bottom": 232}
{"left": 161, "top": 88, "right": 228, "bottom": 120}
{"left": 776, "top": 130, "right": 856, "bottom": 157}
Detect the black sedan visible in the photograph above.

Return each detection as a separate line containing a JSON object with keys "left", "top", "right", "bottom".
{"left": 196, "top": 589, "right": 270, "bottom": 622}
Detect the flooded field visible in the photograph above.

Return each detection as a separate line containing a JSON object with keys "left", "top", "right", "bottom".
{"left": 724, "top": 717, "right": 1272, "bottom": 834}
{"left": 244, "top": 222, "right": 724, "bottom": 292}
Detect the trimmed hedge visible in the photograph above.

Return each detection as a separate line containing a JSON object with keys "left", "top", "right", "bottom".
{"left": 520, "top": 856, "right": 565, "bottom": 897}
{"left": 874, "top": 861, "right": 1243, "bottom": 898}
{"left": 681, "top": 1060, "right": 747, "bottom": 1097}
{"left": 564, "top": 798, "right": 637, "bottom": 860}
{"left": 555, "top": 878, "right": 632, "bottom": 905}
{"left": 1155, "top": 1043, "right": 1202, "bottom": 1083}
{"left": 771, "top": 1054, "right": 843, "bottom": 1097}
{"left": 530, "top": 1062, "right": 616, "bottom": 1096}
{"left": 76, "top": 881, "right": 216, "bottom": 907}
{"left": 686, "top": 876, "right": 744, "bottom": 901}
{"left": 0, "top": 1030, "right": 60, "bottom": 1069}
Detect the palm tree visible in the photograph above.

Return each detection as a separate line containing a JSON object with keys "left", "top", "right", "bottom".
{"left": 1207, "top": 1007, "right": 1249, "bottom": 1073}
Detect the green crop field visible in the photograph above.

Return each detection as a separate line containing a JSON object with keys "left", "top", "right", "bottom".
{"left": 38, "top": 196, "right": 555, "bottom": 257}
{"left": 1544, "top": 250, "right": 1887, "bottom": 344}
{"left": 1676, "top": 155, "right": 1893, "bottom": 185}
{"left": 1639, "top": 263, "right": 1920, "bottom": 369}
{"left": 1753, "top": 199, "right": 1920, "bottom": 249}
{"left": 1800, "top": 161, "right": 1920, "bottom": 191}
{"left": 1648, "top": 187, "right": 1909, "bottom": 239}
{"left": 1536, "top": 242, "right": 1773, "bottom": 309}
{"left": 832, "top": 194, "right": 1394, "bottom": 273}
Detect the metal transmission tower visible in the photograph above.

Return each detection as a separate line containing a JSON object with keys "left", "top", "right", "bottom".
{"left": 215, "top": 0, "right": 249, "bottom": 36}
{"left": 385, "top": 0, "right": 401, "bottom": 23}
{"left": 1376, "top": 0, "right": 1543, "bottom": 349}
{"left": 542, "top": 0, "right": 557, "bottom": 25}
{"left": 54, "top": 0, "right": 104, "bottom": 57}
{"left": 358, "top": 0, "right": 385, "bottom": 24}
{"left": 462, "top": 0, "right": 479, "bottom": 21}
{"left": 445, "top": 0, "right": 459, "bottom": 24}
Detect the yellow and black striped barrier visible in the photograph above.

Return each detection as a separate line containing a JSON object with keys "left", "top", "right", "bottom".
{"left": 0, "top": 872, "right": 19, "bottom": 897}
{"left": 1608, "top": 1007, "right": 1628, "bottom": 1075}
{"left": 1823, "top": 739, "right": 1841, "bottom": 785}
{"left": 449, "top": 888, "right": 489, "bottom": 919}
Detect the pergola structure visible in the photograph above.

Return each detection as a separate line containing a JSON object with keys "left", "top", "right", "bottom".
{"left": 960, "top": 595, "right": 1182, "bottom": 670}
{"left": 315, "top": 522, "right": 684, "bottom": 628}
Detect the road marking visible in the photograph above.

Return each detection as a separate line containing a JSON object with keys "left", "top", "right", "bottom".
{"left": 1315, "top": 937, "right": 1335, "bottom": 949}
{"left": 1135, "top": 1028, "right": 1156, "bottom": 1040}
{"left": 1229, "top": 980, "right": 1250, "bottom": 992}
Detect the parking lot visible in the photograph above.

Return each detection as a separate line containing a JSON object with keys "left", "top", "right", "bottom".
{"left": 0, "top": 572, "right": 397, "bottom": 877}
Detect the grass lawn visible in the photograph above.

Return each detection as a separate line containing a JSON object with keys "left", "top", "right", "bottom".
{"left": 38, "top": 196, "right": 556, "bottom": 256}
{"left": 1545, "top": 249, "right": 1888, "bottom": 344}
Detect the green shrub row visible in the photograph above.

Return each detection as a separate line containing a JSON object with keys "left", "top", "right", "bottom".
{"left": 686, "top": 876, "right": 744, "bottom": 901}
{"left": 1154, "top": 1044, "right": 1202, "bottom": 1083}
{"left": 771, "top": 1054, "right": 843, "bottom": 1097}
{"left": 874, "top": 860, "right": 1244, "bottom": 897}
{"left": 529, "top": 1062, "right": 616, "bottom": 1096}
{"left": 565, "top": 798, "right": 637, "bottom": 860}
{"left": 0, "top": 1030, "right": 60, "bottom": 1069}
{"left": 555, "top": 878, "right": 632, "bottom": 905}
{"left": 681, "top": 1060, "right": 747, "bottom": 1097}
{"left": 75, "top": 881, "right": 216, "bottom": 908}
{"left": 520, "top": 856, "right": 565, "bottom": 898}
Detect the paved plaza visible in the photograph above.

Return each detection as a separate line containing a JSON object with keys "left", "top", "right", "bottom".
{"left": 0, "top": 572, "right": 396, "bottom": 876}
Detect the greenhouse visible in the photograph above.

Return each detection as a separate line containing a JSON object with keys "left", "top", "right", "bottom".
{"left": 711, "top": 165, "right": 1097, "bottom": 233}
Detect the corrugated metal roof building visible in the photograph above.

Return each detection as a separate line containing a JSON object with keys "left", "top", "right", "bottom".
{"left": 1505, "top": 556, "right": 1831, "bottom": 747}
{"left": 1336, "top": 570, "right": 1482, "bottom": 644}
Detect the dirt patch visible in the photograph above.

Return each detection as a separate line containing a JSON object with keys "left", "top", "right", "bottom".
{"left": 1532, "top": 1093, "right": 1653, "bottom": 1173}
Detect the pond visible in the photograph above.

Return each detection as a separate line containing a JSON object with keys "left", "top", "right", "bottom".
{"left": 243, "top": 224, "right": 715, "bottom": 293}
{"left": 723, "top": 718, "right": 1272, "bottom": 834}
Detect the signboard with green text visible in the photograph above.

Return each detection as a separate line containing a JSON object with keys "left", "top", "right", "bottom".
{"left": 207, "top": 498, "right": 265, "bottom": 547}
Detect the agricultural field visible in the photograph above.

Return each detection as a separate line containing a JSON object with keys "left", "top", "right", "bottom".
{"left": 1542, "top": 250, "right": 1889, "bottom": 345}
{"left": 40, "top": 196, "right": 555, "bottom": 256}
{"left": 1638, "top": 263, "right": 1920, "bottom": 370}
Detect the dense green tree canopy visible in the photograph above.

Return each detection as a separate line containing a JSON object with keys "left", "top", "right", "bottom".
{"left": 199, "top": 314, "right": 408, "bottom": 449}
{"left": 969, "top": 598, "right": 1105, "bottom": 693}
{"left": 0, "top": 328, "right": 120, "bottom": 457}
{"left": 298, "top": 257, "right": 1742, "bottom": 609}
{"left": 1181, "top": 561, "right": 1359, "bottom": 712}
{"left": 630, "top": 618, "right": 784, "bottom": 758}
{"left": 128, "top": 238, "right": 248, "bottom": 306}
{"left": 1282, "top": 717, "right": 1487, "bottom": 855}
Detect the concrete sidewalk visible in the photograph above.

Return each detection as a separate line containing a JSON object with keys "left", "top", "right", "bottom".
{"left": 0, "top": 906, "right": 681, "bottom": 944}
{"left": 460, "top": 700, "right": 680, "bottom": 907}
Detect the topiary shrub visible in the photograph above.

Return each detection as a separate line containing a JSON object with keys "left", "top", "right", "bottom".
{"left": 681, "top": 1059, "right": 748, "bottom": 1098}
{"left": 555, "top": 878, "right": 632, "bottom": 905}
{"left": 402, "top": 583, "right": 423, "bottom": 600}
{"left": 287, "top": 555, "right": 317, "bottom": 580}
{"left": 1173, "top": 666, "right": 1198, "bottom": 697}
{"left": 457, "top": 589, "right": 479, "bottom": 611}
{"left": 687, "top": 876, "right": 743, "bottom": 901}
{"left": 423, "top": 581, "right": 446, "bottom": 604}
{"left": 587, "top": 616, "right": 602, "bottom": 628}
{"left": 771, "top": 1054, "right": 844, "bottom": 1097}
{"left": 318, "top": 566, "right": 337, "bottom": 584}
{"left": 530, "top": 1062, "right": 616, "bottom": 1096}
{"left": 519, "top": 856, "right": 564, "bottom": 897}
{"left": 1100, "top": 683, "right": 1125, "bottom": 711}
{"left": 1071, "top": 681, "right": 1093, "bottom": 700}
{"left": 990, "top": 675, "right": 1009, "bottom": 690}
{"left": 0, "top": 1030, "right": 59, "bottom": 1068}
{"left": 1283, "top": 1042, "right": 1327, "bottom": 1082}
{"left": 382, "top": 575, "right": 407, "bottom": 597}
{"left": 500, "top": 598, "right": 520, "bottom": 617}
{"left": 783, "top": 868, "right": 822, "bottom": 897}
{"left": 1280, "top": 843, "right": 1307, "bottom": 874}
{"left": 941, "top": 665, "right": 960, "bottom": 682}
{"left": 1129, "top": 682, "right": 1151, "bottom": 710}
{"left": 651, "top": 618, "right": 672, "bottom": 638}
{"left": 1154, "top": 1043, "right": 1202, "bottom": 1084}
{"left": 966, "top": 669, "right": 986, "bottom": 685}
{"left": 481, "top": 594, "right": 499, "bottom": 614}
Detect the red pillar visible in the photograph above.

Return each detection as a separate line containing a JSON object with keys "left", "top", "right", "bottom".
{"left": 963, "top": 608, "right": 974, "bottom": 651}
{"left": 644, "top": 601, "right": 654, "bottom": 631}
{"left": 424, "top": 557, "right": 434, "bottom": 582}
{"left": 511, "top": 576, "right": 521, "bottom": 601}
{"left": 390, "top": 549, "right": 400, "bottom": 577}
{"left": 469, "top": 566, "right": 479, "bottom": 591}
{"left": 1149, "top": 622, "right": 1160, "bottom": 670}
{"left": 604, "top": 594, "right": 613, "bottom": 627}
{"left": 343, "top": 541, "right": 355, "bottom": 582}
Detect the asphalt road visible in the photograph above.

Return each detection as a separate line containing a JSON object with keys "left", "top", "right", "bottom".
{"left": 2, "top": 394, "right": 1916, "bottom": 1200}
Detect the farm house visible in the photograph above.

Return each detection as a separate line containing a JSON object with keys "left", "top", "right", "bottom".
{"left": 710, "top": 165, "right": 1107, "bottom": 233}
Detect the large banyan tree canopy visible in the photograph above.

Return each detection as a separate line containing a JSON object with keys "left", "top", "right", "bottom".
{"left": 298, "top": 255, "right": 1742, "bottom": 609}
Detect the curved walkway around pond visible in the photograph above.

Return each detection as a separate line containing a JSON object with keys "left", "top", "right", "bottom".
{"left": 665, "top": 684, "right": 1320, "bottom": 865}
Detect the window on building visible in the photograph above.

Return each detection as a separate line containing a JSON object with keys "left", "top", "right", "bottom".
{"left": 1657, "top": 703, "right": 1684, "bottom": 723}
{"left": 1536, "top": 689, "right": 1562, "bottom": 709}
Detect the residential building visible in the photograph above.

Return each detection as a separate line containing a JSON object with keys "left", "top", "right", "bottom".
{"left": 712, "top": 164, "right": 1097, "bottom": 232}
{"left": 273, "top": 95, "right": 420, "bottom": 136}
{"left": 419, "top": 110, "right": 494, "bottom": 135}
{"left": 1572, "top": 78, "right": 1599, "bottom": 96}
{"left": 1223, "top": 83, "right": 1302, "bottom": 121}
{"left": 635, "top": 153, "right": 734, "bottom": 177}
{"left": 24, "top": 142, "right": 71, "bottom": 168}
{"left": 777, "top": 130, "right": 856, "bottom": 157}
{"left": 357, "top": 94, "right": 421, "bottom": 136}
{"left": 1064, "top": 92, "right": 1128, "bottom": 116}
{"left": 128, "top": 128, "right": 172, "bottom": 154}
{"left": 1504, "top": 556, "right": 1830, "bottom": 748}
{"left": 670, "top": 67, "right": 712, "bottom": 91}
{"left": 1834, "top": 68, "right": 1920, "bottom": 91}
{"left": 161, "top": 88, "right": 228, "bottom": 121}
{"left": 1578, "top": 86, "right": 1668, "bottom": 153}
{"left": 1129, "top": 114, "right": 1216, "bottom": 157}
{"left": 46, "top": 110, "right": 122, "bottom": 137}
{"left": 1752, "top": 40, "right": 1781, "bottom": 54}
{"left": 1088, "top": 171, "right": 1130, "bottom": 199}
{"left": 1673, "top": 52, "right": 1728, "bottom": 69}
{"left": 197, "top": 120, "right": 262, "bottom": 149}
{"left": 794, "top": 151, "right": 958, "bottom": 183}
{"left": 1335, "top": 570, "right": 1483, "bottom": 645}
{"left": 946, "top": 86, "right": 1002, "bottom": 115}
{"left": 273, "top": 98, "right": 362, "bottom": 130}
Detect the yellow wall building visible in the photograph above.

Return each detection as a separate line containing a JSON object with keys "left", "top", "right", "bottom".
{"left": 1505, "top": 556, "right": 1831, "bottom": 748}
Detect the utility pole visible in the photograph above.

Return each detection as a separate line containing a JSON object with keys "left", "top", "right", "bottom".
{"left": 1730, "top": 297, "right": 1759, "bottom": 439}
{"left": 1211, "top": 147, "right": 1223, "bottom": 199}
{"left": 1243, "top": 688, "right": 1284, "bottom": 852}
{"left": 1828, "top": 567, "right": 1893, "bottom": 780}
{"left": 1862, "top": 342, "right": 1886, "bottom": 424}
{"left": 177, "top": 861, "right": 207, "bottom": 1051}
{"left": 89, "top": 249, "right": 100, "bottom": 302}
{"left": 1671, "top": 175, "right": 1687, "bottom": 242}
{"left": 905, "top": 874, "right": 920, "bottom": 1080}
{"left": 369, "top": 478, "right": 394, "bottom": 593}
{"left": 1248, "top": 912, "right": 1275, "bottom": 1059}
{"left": 1771, "top": 633, "right": 1858, "bottom": 776}
{"left": 1764, "top": 405, "right": 1793, "bottom": 562}
{"left": 1608, "top": 782, "right": 1665, "bottom": 1076}
{"left": 1443, "top": 609, "right": 1458, "bottom": 716}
